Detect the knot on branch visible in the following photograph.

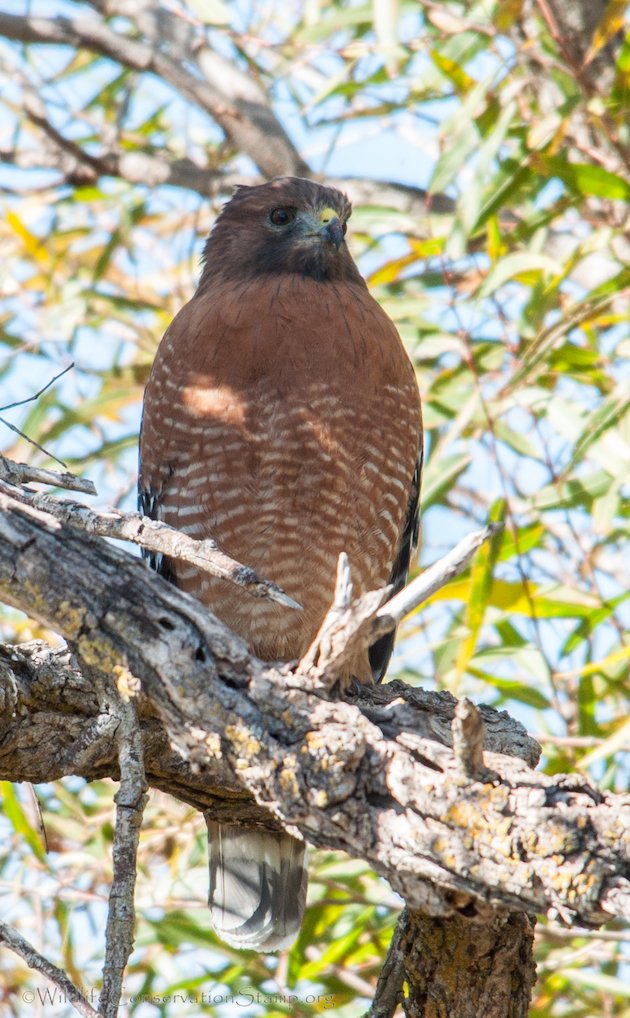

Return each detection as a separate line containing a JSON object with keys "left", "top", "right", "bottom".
{"left": 452, "top": 698, "right": 498, "bottom": 782}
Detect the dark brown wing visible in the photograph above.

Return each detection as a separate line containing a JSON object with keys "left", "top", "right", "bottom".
{"left": 137, "top": 416, "right": 176, "bottom": 583}
{"left": 368, "top": 448, "right": 422, "bottom": 683}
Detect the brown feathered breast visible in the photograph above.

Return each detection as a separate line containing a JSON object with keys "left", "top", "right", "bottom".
{"left": 140, "top": 179, "right": 422, "bottom": 680}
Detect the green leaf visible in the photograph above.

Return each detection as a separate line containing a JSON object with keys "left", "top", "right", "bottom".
{"left": 455, "top": 500, "right": 505, "bottom": 680}
{"left": 478, "top": 252, "right": 562, "bottom": 297}
{"left": 568, "top": 386, "right": 630, "bottom": 468}
{"left": 539, "top": 156, "right": 630, "bottom": 201}
{"left": 429, "top": 68, "right": 497, "bottom": 194}
{"left": 454, "top": 99, "right": 516, "bottom": 243}
{"left": 0, "top": 782, "right": 47, "bottom": 863}
{"left": 467, "top": 669, "right": 551, "bottom": 709}
{"left": 494, "top": 420, "right": 542, "bottom": 459}
{"left": 422, "top": 453, "right": 472, "bottom": 508}
{"left": 506, "top": 292, "right": 622, "bottom": 391}
{"left": 531, "top": 469, "right": 614, "bottom": 511}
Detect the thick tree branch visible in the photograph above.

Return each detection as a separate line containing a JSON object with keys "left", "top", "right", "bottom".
{"left": 0, "top": 491, "right": 628, "bottom": 928}
{"left": 0, "top": 10, "right": 307, "bottom": 179}
{"left": 0, "top": 641, "right": 535, "bottom": 822}
{"left": 400, "top": 909, "right": 537, "bottom": 1018}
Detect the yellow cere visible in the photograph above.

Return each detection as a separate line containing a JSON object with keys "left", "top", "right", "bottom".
{"left": 318, "top": 207, "right": 338, "bottom": 224}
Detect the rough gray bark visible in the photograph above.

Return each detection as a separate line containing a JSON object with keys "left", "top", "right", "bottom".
{"left": 1, "top": 491, "right": 628, "bottom": 929}
{"left": 99, "top": 696, "right": 147, "bottom": 1018}
{"left": 400, "top": 909, "right": 537, "bottom": 1018}
{"left": 0, "top": 640, "right": 538, "bottom": 821}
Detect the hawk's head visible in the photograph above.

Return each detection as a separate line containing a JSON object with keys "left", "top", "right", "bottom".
{"left": 200, "top": 177, "right": 364, "bottom": 286}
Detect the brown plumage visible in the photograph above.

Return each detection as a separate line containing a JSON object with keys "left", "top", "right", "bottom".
{"left": 139, "top": 176, "right": 422, "bottom": 951}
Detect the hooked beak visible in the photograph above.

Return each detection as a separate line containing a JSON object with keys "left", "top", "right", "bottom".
{"left": 321, "top": 217, "right": 344, "bottom": 250}
{"left": 318, "top": 207, "right": 344, "bottom": 250}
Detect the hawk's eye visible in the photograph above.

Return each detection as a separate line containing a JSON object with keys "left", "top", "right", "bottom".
{"left": 269, "top": 207, "right": 296, "bottom": 226}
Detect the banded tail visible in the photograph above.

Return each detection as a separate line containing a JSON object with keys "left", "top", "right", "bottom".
{"left": 206, "top": 821, "right": 307, "bottom": 952}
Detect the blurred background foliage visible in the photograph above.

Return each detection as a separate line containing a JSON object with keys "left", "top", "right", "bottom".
{"left": 0, "top": 0, "right": 628, "bottom": 1015}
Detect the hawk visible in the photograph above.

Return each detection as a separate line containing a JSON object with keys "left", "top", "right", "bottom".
{"left": 139, "top": 177, "right": 422, "bottom": 951}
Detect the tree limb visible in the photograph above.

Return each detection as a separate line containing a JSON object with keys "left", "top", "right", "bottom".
{"left": 0, "top": 920, "right": 100, "bottom": 1018}
{"left": 0, "top": 479, "right": 301, "bottom": 610}
{"left": 0, "top": 10, "right": 307, "bottom": 179}
{"left": 0, "top": 455, "right": 96, "bottom": 495}
{"left": 399, "top": 909, "right": 537, "bottom": 1018}
{"left": 364, "top": 909, "right": 408, "bottom": 1018}
{"left": 0, "top": 640, "right": 536, "bottom": 821}
{"left": 98, "top": 692, "right": 147, "bottom": 1018}
{"left": 0, "top": 490, "right": 628, "bottom": 927}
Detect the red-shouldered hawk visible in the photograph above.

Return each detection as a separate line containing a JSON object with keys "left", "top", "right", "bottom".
{"left": 139, "top": 177, "right": 422, "bottom": 952}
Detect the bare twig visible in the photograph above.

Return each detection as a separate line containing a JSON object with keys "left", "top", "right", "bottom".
{"left": 0, "top": 362, "right": 78, "bottom": 470}
{"left": 533, "top": 734, "right": 605, "bottom": 748}
{"left": 0, "top": 920, "right": 100, "bottom": 1018}
{"left": 0, "top": 417, "right": 69, "bottom": 470}
{"left": 538, "top": 924, "right": 630, "bottom": 943}
{"left": 0, "top": 479, "right": 301, "bottom": 610}
{"left": 299, "top": 552, "right": 389, "bottom": 687}
{"left": 99, "top": 694, "right": 147, "bottom": 1018}
{"left": 0, "top": 455, "right": 97, "bottom": 496}
{"left": 300, "top": 524, "right": 502, "bottom": 688}
{"left": 0, "top": 363, "right": 74, "bottom": 413}
{"left": 374, "top": 523, "right": 504, "bottom": 634}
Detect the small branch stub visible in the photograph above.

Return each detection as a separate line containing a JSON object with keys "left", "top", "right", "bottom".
{"left": 374, "top": 523, "right": 504, "bottom": 636}
{"left": 452, "top": 698, "right": 497, "bottom": 781}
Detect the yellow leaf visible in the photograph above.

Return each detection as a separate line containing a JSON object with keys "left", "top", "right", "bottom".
{"left": 557, "top": 646, "right": 630, "bottom": 680}
{"left": 454, "top": 505, "right": 504, "bottom": 682}
{"left": 584, "top": 0, "right": 627, "bottom": 64}
{"left": 368, "top": 251, "right": 418, "bottom": 285}
{"left": 6, "top": 210, "right": 51, "bottom": 267}
{"left": 577, "top": 717, "right": 630, "bottom": 771}
{"left": 427, "top": 578, "right": 597, "bottom": 618}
